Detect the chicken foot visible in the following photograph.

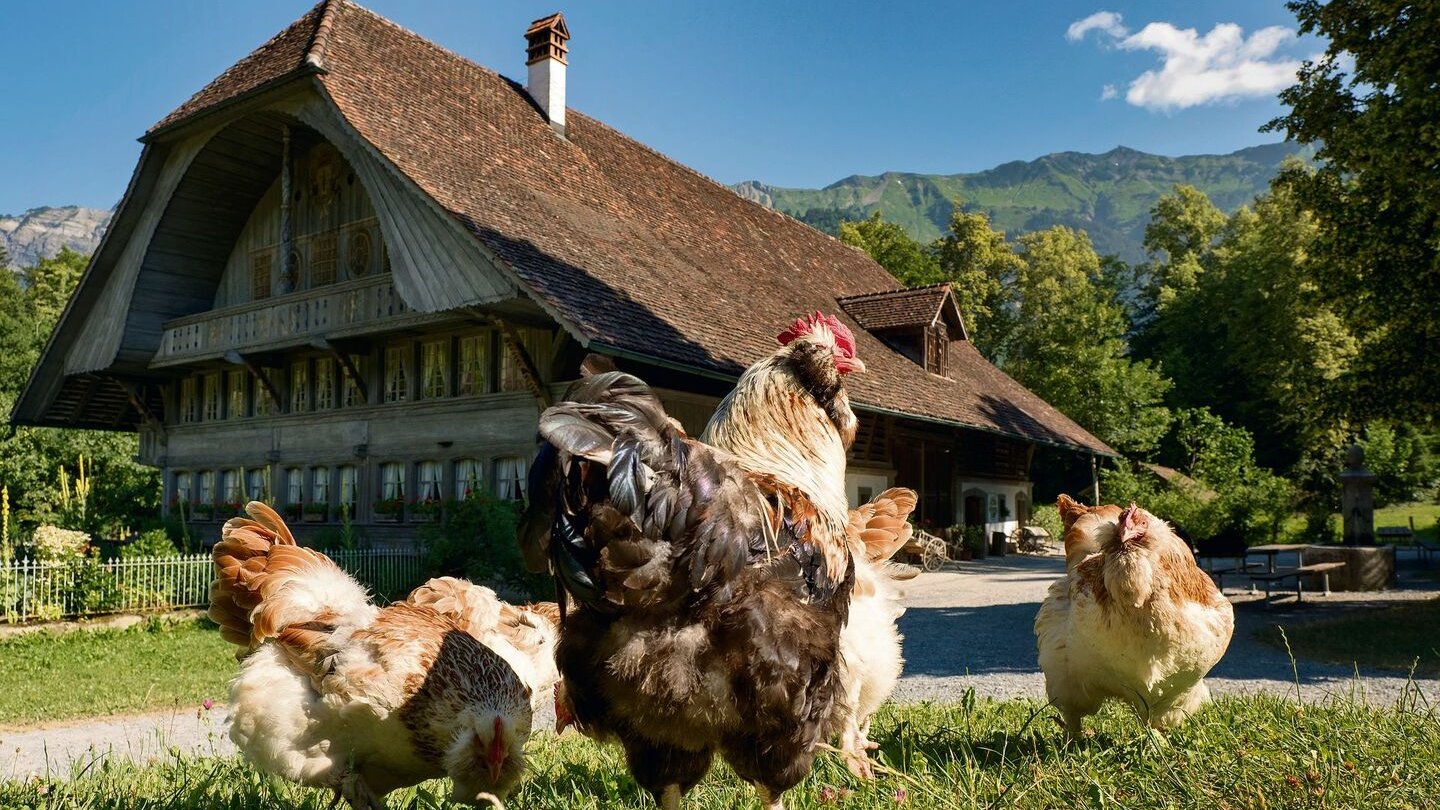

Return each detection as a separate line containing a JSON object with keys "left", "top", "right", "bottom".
{"left": 757, "top": 786, "right": 785, "bottom": 810}
{"left": 334, "top": 772, "right": 387, "bottom": 810}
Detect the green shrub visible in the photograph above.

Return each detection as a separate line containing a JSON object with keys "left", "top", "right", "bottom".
{"left": 418, "top": 495, "right": 549, "bottom": 598}
{"left": 1028, "top": 503, "right": 1064, "bottom": 541}
{"left": 120, "top": 528, "right": 179, "bottom": 558}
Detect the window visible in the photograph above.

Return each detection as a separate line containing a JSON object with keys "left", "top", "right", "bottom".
{"left": 380, "top": 462, "right": 406, "bottom": 501}
{"left": 312, "top": 230, "right": 338, "bottom": 286}
{"left": 202, "top": 374, "right": 221, "bottom": 421}
{"left": 987, "top": 493, "right": 1004, "bottom": 523}
{"left": 346, "top": 228, "right": 373, "bottom": 279}
{"left": 314, "top": 358, "right": 336, "bottom": 410}
{"left": 174, "top": 471, "right": 192, "bottom": 505}
{"left": 289, "top": 361, "right": 310, "bottom": 413}
{"left": 222, "top": 469, "right": 243, "bottom": 506}
{"left": 246, "top": 468, "right": 268, "bottom": 501}
{"left": 344, "top": 354, "right": 367, "bottom": 407}
{"left": 421, "top": 340, "right": 449, "bottom": 399}
{"left": 493, "top": 456, "right": 527, "bottom": 500}
{"left": 197, "top": 471, "right": 215, "bottom": 504}
{"left": 253, "top": 373, "right": 275, "bottom": 417}
{"left": 924, "top": 324, "right": 948, "bottom": 376}
{"left": 227, "top": 371, "right": 247, "bottom": 419}
{"left": 286, "top": 468, "right": 304, "bottom": 506}
{"left": 312, "top": 466, "right": 331, "bottom": 505}
{"left": 501, "top": 328, "right": 551, "bottom": 392}
{"left": 454, "top": 458, "right": 482, "bottom": 500}
{"left": 458, "top": 334, "right": 490, "bottom": 395}
{"left": 338, "top": 465, "right": 357, "bottom": 513}
{"left": 418, "top": 461, "right": 443, "bottom": 503}
{"left": 179, "top": 378, "right": 199, "bottom": 424}
{"left": 251, "top": 250, "right": 273, "bottom": 300}
{"left": 384, "top": 346, "right": 410, "bottom": 403}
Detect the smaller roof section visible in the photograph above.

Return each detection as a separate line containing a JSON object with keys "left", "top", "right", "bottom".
{"left": 837, "top": 282, "right": 967, "bottom": 340}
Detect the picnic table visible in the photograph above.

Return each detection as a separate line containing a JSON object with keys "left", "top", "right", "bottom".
{"left": 1245, "top": 544, "right": 1346, "bottom": 605}
{"left": 1247, "top": 543, "right": 1307, "bottom": 573}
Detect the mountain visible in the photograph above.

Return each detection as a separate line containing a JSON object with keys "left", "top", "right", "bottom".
{"left": 0, "top": 206, "right": 111, "bottom": 268}
{"left": 733, "top": 142, "right": 1310, "bottom": 262}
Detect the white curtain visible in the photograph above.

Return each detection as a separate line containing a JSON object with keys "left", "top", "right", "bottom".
{"left": 418, "top": 461, "right": 443, "bottom": 502}
{"left": 454, "top": 459, "right": 481, "bottom": 500}
{"left": 494, "top": 456, "right": 528, "bottom": 500}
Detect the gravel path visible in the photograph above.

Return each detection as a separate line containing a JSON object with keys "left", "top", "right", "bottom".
{"left": 894, "top": 551, "right": 1440, "bottom": 707}
{"left": 6, "top": 553, "right": 1436, "bottom": 780}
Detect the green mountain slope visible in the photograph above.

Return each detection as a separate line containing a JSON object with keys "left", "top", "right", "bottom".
{"left": 732, "top": 143, "right": 1309, "bottom": 261}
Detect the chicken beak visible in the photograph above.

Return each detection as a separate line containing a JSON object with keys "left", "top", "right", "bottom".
{"left": 486, "top": 716, "right": 507, "bottom": 784}
{"left": 838, "top": 355, "right": 866, "bottom": 375}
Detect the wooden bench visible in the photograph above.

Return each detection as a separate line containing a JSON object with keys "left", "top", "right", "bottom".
{"left": 1204, "top": 561, "right": 1263, "bottom": 590}
{"left": 1417, "top": 539, "right": 1440, "bottom": 567}
{"left": 1249, "top": 562, "right": 1346, "bottom": 604}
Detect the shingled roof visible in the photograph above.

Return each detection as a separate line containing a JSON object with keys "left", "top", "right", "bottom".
{"left": 140, "top": 0, "right": 1113, "bottom": 456}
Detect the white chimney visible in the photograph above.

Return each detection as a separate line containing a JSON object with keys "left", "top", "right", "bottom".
{"left": 525, "top": 12, "right": 569, "bottom": 134}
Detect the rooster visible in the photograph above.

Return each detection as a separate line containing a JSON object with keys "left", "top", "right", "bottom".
{"left": 210, "top": 503, "right": 534, "bottom": 808}
{"left": 703, "top": 358, "right": 917, "bottom": 780}
{"left": 519, "top": 313, "right": 866, "bottom": 810}
{"left": 1034, "top": 495, "right": 1234, "bottom": 737}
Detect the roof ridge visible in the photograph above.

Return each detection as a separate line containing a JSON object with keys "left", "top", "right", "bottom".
{"left": 837, "top": 281, "right": 951, "bottom": 302}
{"left": 305, "top": 0, "right": 345, "bottom": 70}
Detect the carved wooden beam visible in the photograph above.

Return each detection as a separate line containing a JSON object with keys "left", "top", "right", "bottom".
{"left": 496, "top": 318, "right": 552, "bottom": 408}
{"left": 226, "top": 351, "right": 284, "bottom": 410}
{"left": 311, "top": 339, "right": 370, "bottom": 405}
{"left": 119, "top": 380, "right": 166, "bottom": 436}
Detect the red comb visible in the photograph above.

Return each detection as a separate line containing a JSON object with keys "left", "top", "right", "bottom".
{"left": 776, "top": 312, "right": 857, "bottom": 358}
{"left": 1118, "top": 503, "right": 1150, "bottom": 545}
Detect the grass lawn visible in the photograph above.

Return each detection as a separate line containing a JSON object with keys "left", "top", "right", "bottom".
{"left": 1255, "top": 597, "right": 1440, "bottom": 679}
{"left": 3, "top": 696, "right": 1437, "bottom": 809}
{"left": 1282, "top": 500, "right": 1440, "bottom": 544}
{"left": 0, "top": 618, "right": 235, "bottom": 728}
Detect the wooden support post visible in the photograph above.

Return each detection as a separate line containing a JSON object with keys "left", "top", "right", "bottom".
{"left": 278, "top": 124, "right": 295, "bottom": 295}
{"left": 333, "top": 351, "right": 368, "bottom": 405}
{"left": 496, "top": 319, "right": 552, "bottom": 408}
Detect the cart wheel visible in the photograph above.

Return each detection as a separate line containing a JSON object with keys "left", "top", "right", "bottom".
{"left": 923, "top": 550, "right": 945, "bottom": 573}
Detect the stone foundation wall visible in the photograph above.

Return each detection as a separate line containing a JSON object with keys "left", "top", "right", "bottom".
{"left": 1302, "top": 544, "right": 1395, "bottom": 591}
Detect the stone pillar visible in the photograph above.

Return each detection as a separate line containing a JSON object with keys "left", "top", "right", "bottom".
{"left": 1339, "top": 443, "right": 1377, "bottom": 547}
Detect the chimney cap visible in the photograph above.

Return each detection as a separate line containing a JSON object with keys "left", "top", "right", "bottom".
{"left": 525, "top": 12, "right": 569, "bottom": 66}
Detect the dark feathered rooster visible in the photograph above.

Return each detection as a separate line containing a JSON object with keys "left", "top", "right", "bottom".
{"left": 520, "top": 313, "right": 866, "bottom": 810}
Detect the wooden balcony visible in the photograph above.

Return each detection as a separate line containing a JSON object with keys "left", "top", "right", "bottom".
{"left": 152, "top": 275, "right": 454, "bottom": 367}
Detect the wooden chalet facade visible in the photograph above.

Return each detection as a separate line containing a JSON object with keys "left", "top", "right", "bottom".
{"left": 13, "top": 1, "right": 1113, "bottom": 543}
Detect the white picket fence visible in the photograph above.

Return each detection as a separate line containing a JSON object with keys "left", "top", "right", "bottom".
{"left": 0, "top": 548, "right": 425, "bottom": 624}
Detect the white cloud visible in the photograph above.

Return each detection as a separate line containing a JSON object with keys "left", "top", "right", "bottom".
{"left": 1068, "top": 12, "right": 1304, "bottom": 111}
{"left": 1066, "top": 11, "right": 1128, "bottom": 42}
{"left": 1099, "top": 84, "right": 1119, "bottom": 101}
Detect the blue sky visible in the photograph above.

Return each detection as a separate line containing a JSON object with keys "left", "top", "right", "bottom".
{"left": 0, "top": 0, "right": 1317, "bottom": 214}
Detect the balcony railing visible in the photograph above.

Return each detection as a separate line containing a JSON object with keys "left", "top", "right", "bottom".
{"left": 153, "top": 275, "right": 451, "bottom": 366}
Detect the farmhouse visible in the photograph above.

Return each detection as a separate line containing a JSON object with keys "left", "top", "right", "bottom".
{"left": 13, "top": 1, "right": 1112, "bottom": 542}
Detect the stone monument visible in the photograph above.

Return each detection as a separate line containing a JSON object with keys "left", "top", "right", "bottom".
{"left": 1339, "top": 443, "right": 1377, "bottom": 547}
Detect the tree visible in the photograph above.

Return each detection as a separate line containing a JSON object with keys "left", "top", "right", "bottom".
{"left": 0, "top": 249, "right": 160, "bottom": 537}
{"left": 1005, "top": 226, "right": 1172, "bottom": 455}
{"left": 838, "top": 212, "right": 941, "bottom": 287}
{"left": 1141, "top": 181, "right": 1361, "bottom": 485}
{"left": 931, "top": 208, "right": 1022, "bottom": 358}
{"left": 1140, "top": 185, "right": 1226, "bottom": 315}
{"left": 1265, "top": 0, "right": 1440, "bottom": 418}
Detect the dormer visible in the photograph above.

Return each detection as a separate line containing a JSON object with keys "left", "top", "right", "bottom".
{"left": 837, "top": 283, "right": 967, "bottom": 376}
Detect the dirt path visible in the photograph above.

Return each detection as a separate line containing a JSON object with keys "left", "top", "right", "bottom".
{"left": 0, "top": 706, "right": 233, "bottom": 781}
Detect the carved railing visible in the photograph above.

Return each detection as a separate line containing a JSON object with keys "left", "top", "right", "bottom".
{"left": 154, "top": 275, "right": 441, "bottom": 365}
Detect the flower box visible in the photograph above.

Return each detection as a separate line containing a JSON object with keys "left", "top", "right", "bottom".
{"left": 303, "top": 503, "right": 330, "bottom": 523}
{"left": 374, "top": 497, "right": 404, "bottom": 522}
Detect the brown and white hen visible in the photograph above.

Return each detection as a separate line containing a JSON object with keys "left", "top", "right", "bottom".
{"left": 1034, "top": 495, "right": 1234, "bottom": 737}
{"left": 210, "top": 503, "right": 533, "bottom": 808}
